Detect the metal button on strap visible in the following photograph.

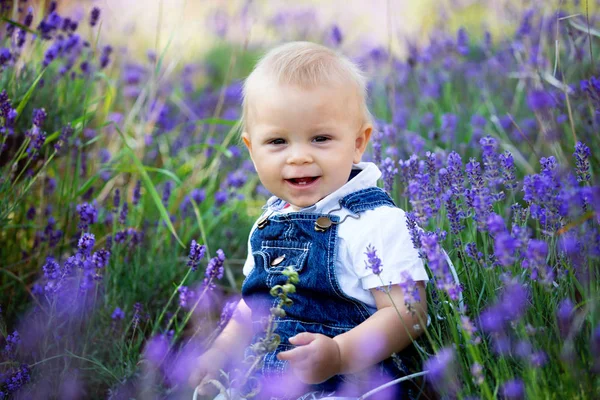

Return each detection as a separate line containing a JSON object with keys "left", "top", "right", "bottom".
{"left": 257, "top": 214, "right": 270, "bottom": 229}
{"left": 314, "top": 216, "right": 333, "bottom": 232}
{"left": 271, "top": 254, "right": 286, "bottom": 266}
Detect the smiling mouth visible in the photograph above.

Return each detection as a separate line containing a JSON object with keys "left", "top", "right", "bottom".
{"left": 286, "top": 176, "right": 320, "bottom": 186}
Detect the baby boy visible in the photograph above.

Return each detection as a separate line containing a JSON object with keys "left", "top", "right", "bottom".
{"left": 191, "top": 41, "right": 428, "bottom": 399}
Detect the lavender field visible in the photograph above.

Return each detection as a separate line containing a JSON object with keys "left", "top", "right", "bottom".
{"left": 1, "top": 0, "right": 599, "bottom": 399}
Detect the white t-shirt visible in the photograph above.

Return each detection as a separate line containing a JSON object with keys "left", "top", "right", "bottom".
{"left": 243, "top": 162, "right": 429, "bottom": 309}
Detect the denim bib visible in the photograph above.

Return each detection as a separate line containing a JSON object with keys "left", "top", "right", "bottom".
{"left": 241, "top": 187, "right": 418, "bottom": 398}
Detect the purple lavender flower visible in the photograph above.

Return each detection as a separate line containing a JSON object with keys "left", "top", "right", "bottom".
{"left": 215, "top": 190, "right": 228, "bottom": 206}
{"left": 119, "top": 201, "right": 128, "bottom": 225}
{"left": 178, "top": 286, "right": 195, "bottom": 308}
{"left": 380, "top": 157, "right": 398, "bottom": 194}
{"left": 42, "top": 257, "right": 60, "bottom": 281}
{"left": 444, "top": 190, "right": 464, "bottom": 235}
{"left": 500, "top": 151, "right": 517, "bottom": 190}
{"left": 92, "top": 249, "right": 110, "bottom": 269}
{"left": 132, "top": 302, "right": 143, "bottom": 329}
{"left": 480, "top": 280, "right": 529, "bottom": 334}
{"left": 573, "top": 142, "right": 591, "bottom": 183}
{"left": 364, "top": 244, "right": 383, "bottom": 275}
{"left": 77, "top": 233, "right": 95, "bottom": 257}
{"left": 132, "top": 180, "right": 142, "bottom": 206}
{"left": 76, "top": 202, "right": 98, "bottom": 230}
{"left": 405, "top": 212, "right": 422, "bottom": 255}
{"left": 187, "top": 240, "right": 207, "bottom": 271}
{"left": 330, "top": 25, "right": 343, "bottom": 46}
{"left": 162, "top": 181, "right": 173, "bottom": 206}
{"left": 204, "top": 249, "right": 226, "bottom": 289}
{"left": 527, "top": 90, "right": 555, "bottom": 111}
{"left": 218, "top": 300, "right": 239, "bottom": 331}
{"left": 32, "top": 108, "right": 47, "bottom": 127}
{"left": 89, "top": 7, "right": 101, "bottom": 27}
{"left": 501, "top": 378, "right": 525, "bottom": 399}
{"left": 456, "top": 27, "right": 469, "bottom": 56}
{"left": 423, "top": 348, "right": 459, "bottom": 395}
{"left": 4, "top": 330, "right": 21, "bottom": 355}
{"left": 398, "top": 271, "right": 420, "bottom": 313}
{"left": 111, "top": 307, "right": 125, "bottom": 320}
{"left": 446, "top": 151, "right": 464, "bottom": 195}
{"left": 113, "top": 189, "right": 120, "bottom": 212}
{"left": 440, "top": 113, "right": 458, "bottom": 143}
{"left": 557, "top": 298, "right": 575, "bottom": 338}
{"left": 26, "top": 206, "right": 36, "bottom": 221}
{"left": 493, "top": 232, "right": 520, "bottom": 267}
{"left": 521, "top": 239, "right": 549, "bottom": 280}
{"left": 421, "top": 232, "right": 460, "bottom": 300}
{"left": 2, "top": 364, "right": 31, "bottom": 395}
{"left": 0, "top": 48, "right": 12, "bottom": 68}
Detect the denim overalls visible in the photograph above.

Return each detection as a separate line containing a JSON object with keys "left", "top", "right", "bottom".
{"left": 241, "top": 187, "right": 420, "bottom": 399}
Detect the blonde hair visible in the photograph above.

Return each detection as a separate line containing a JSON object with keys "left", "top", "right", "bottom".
{"left": 242, "top": 41, "right": 373, "bottom": 132}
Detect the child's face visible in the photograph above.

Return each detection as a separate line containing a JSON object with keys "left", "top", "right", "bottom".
{"left": 242, "top": 82, "right": 372, "bottom": 210}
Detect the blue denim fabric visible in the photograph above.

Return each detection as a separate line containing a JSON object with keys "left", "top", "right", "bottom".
{"left": 242, "top": 187, "right": 418, "bottom": 399}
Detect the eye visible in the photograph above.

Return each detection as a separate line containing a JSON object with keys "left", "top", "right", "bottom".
{"left": 313, "top": 135, "right": 330, "bottom": 143}
{"left": 268, "top": 138, "right": 286, "bottom": 145}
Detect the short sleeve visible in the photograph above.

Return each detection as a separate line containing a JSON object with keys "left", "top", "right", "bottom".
{"left": 343, "top": 206, "right": 429, "bottom": 289}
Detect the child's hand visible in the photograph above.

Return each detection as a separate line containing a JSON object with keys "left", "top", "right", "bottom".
{"left": 277, "top": 332, "right": 342, "bottom": 384}
{"left": 188, "top": 347, "right": 228, "bottom": 395}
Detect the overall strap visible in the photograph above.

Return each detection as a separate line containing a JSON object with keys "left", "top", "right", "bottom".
{"left": 339, "top": 187, "right": 396, "bottom": 214}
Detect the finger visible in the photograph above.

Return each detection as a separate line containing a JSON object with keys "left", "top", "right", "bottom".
{"left": 277, "top": 345, "right": 310, "bottom": 362}
{"left": 289, "top": 332, "right": 317, "bottom": 345}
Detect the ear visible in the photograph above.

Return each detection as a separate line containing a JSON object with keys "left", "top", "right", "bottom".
{"left": 353, "top": 123, "right": 373, "bottom": 164}
{"left": 242, "top": 131, "right": 253, "bottom": 155}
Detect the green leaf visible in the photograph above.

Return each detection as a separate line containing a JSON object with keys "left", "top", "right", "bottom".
{"left": 14, "top": 68, "right": 46, "bottom": 123}
{"left": 75, "top": 175, "right": 100, "bottom": 198}
{"left": 142, "top": 167, "right": 182, "bottom": 185}
{"left": 115, "top": 126, "right": 184, "bottom": 248}
{"left": 0, "top": 16, "right": 37, "bottom": 34}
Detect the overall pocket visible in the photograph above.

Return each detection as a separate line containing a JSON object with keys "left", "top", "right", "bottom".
{"left": 259, "top": 240, "right": 311, "bottom": 274}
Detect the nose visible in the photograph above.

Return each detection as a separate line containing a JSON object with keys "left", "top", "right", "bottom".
{"left": 286, "top": 144, "right": 313, "bottom": 165}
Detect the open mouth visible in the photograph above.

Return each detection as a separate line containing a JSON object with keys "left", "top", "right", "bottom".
{"left": 286, "top": 176, "right": 320, "bottom": 186}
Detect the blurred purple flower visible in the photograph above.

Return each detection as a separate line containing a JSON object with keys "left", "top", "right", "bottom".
{"left": 557, "top": 298, "right": 575, "bottom": 338}
{"left": 501, "top": 378, "right": 525, "bottom": 399}
{"left": 424, "top": 348, "right": 458, "bottom": 395}
{"left": 456, "top": 27, "right": 469, "bottom": 56}
{"left": 119, "top": 201, "right": 128, "bottom": 225}
{"left": 89, "top": 7, "right": 101, "bottom": 27}
{"left": 76, "top": 202, "right": 98, "bottom": 230}
{"left": 132, "top": 180, "right": 142, "bottom": 206}
{"left": 178, "top": 286, "right": 195, "bottom": 308}
{"left": 380, "top": 157, "right": 398, "bottom": 193}
{"left": 398, "top": 271, "right": 420, "bottom": 313}
{"left": 111, "top": 307, "right": 125, "bottom": 320}
{"left": 330, "top": 25, "right": 343, "bottom": 46}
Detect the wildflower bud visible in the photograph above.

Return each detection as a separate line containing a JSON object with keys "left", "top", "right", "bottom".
{"left": 270, "top": 307, "right": 286, "bottom": 318}
{"left": 281, "top": 284, "right": 296, "bottom": 294}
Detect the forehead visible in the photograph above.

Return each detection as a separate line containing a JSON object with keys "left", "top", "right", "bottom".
{"left": 246, "top": 81, "right": 362, "bottom": 130}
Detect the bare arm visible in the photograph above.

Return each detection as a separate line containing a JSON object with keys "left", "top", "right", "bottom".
{"left": 334, "top": 282, "right": 427, "bottom": 374}
{"left": 278, "top": 282, "right": 427, "bottom": 383}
